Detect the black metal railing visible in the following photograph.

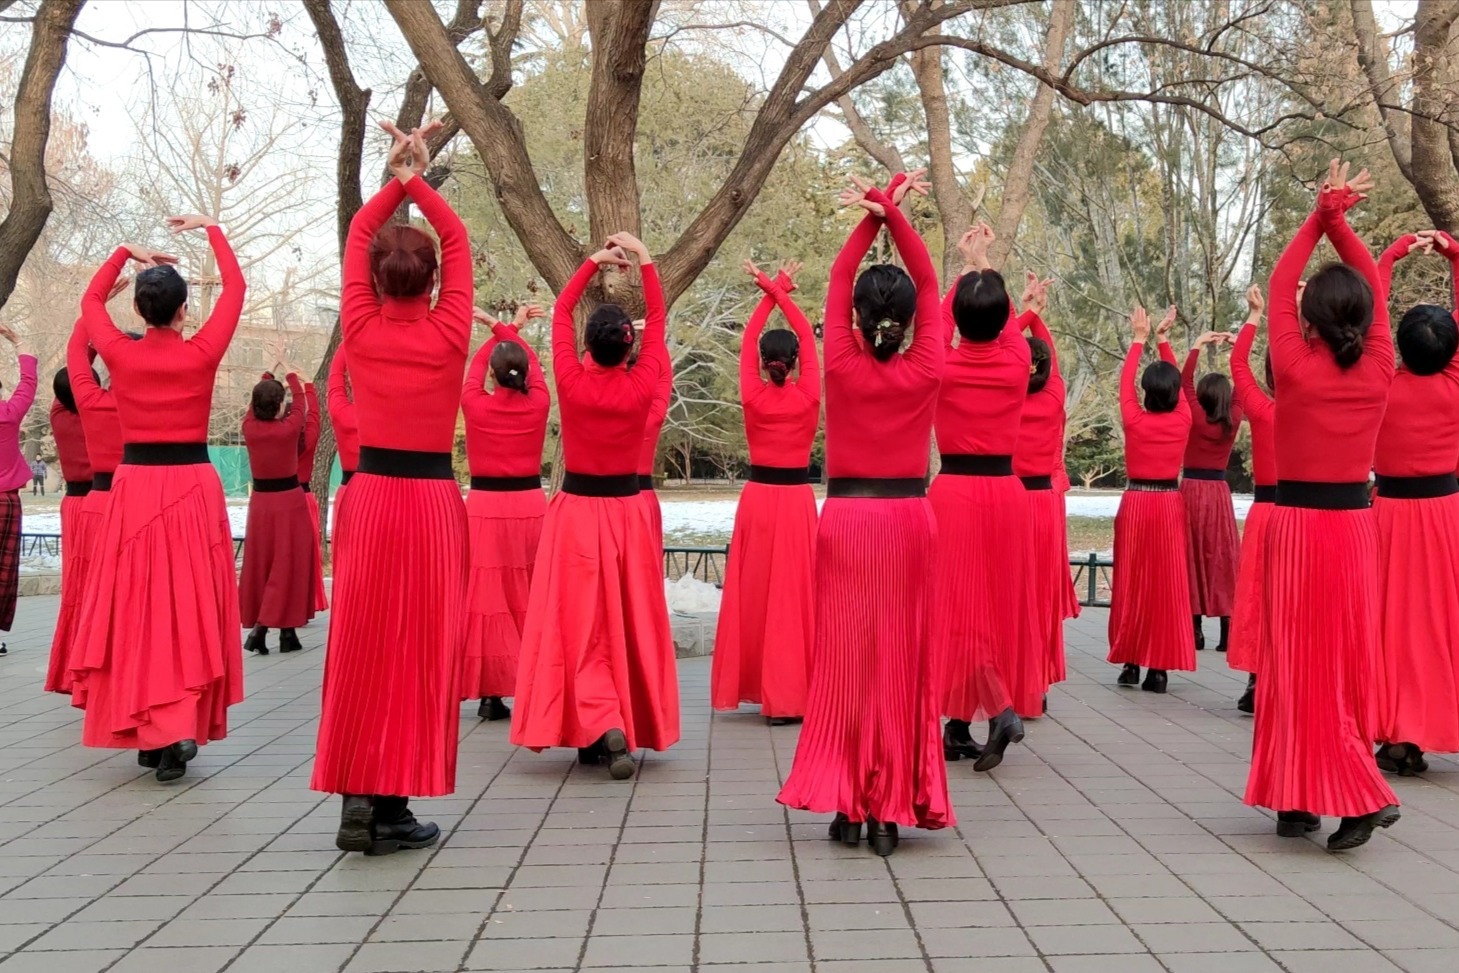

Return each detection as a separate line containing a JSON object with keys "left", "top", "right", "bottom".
{"left": 1071, "top": 552, "right": 1114, "bottom": 608}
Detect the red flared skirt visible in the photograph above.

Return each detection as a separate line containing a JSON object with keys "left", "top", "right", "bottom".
{"left": 711, "top": 481, "right": 816, "bottom": 717}
{"left": 67, "top": 464, "right": 242, "bottom": 750}
{"left": 1181, "top": 477, "right": 1239, "bottom": 617}
{"left": 305, "top": 491, "right": 328, "bottom": 614}
{"left": 932, "top": 473, "right": 1042, "bottom": 720}
{"left": 641, "top": 488, "right": 663, "bottom": 551}
{"left": 1244, "top": 505, "right": 1396, "bottom": 816}
{"left": 239, "top": 487, "right": 317, "bottom": 630}
{"left": 1372, "top": 494, "right": 1459, "bottom": 752}
{"left": 460, "top": 487, "right": 546, "bottom": 701}
{"left": 511, "top": 491, "right": 679, "bottom": 752}
{"left": 1026, "top": 487, "right": 1069, "bottom": 689}
{"left": 1228, "top": 500, "right": 1272, "bottom": 674}
{"left": 44, "top": 493, "right": 89, "bottom": 695}
{"left": 1107, "top": 490, "right": 1196, "bottom": 671}
{"left": 1057, "top": 492, "right": 1081, "bottom": 621}
{"left": 778, "top": 497, "right": 953, "bottom": 830}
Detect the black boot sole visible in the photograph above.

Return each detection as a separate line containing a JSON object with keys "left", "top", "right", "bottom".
{"left": 366, "top": 830, "right": 440, "bottom": 856}
{"left": 603, "top": 729, "right": 635, "bottom": 780}
{"left": 973, "top": 716, "right": 1025, "bottom": 773}
{"left": 767, "top": 716, "right": 802, "bottom": 726}
{"left": 336, "top": 800, "right": 374, "bottom": 853}
{"left": 1327, "top": 805, "right": 1401, "bottom": 851}
{"left": 867, "top": 817, "right": 898, "bottom": 857}
{"left": 138, "top": 749, "right": 162, "bottom": 769}
{"left": 155, "top": 740, "right": 197, "bottom": 783}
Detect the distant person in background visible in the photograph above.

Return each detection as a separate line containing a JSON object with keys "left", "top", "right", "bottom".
{"left": 0, "top": 325, "right": 38, "bottom": 656}
{"left": 30, "top": 457, "right": 45, "bottom": 496}
{"left": 45, "top": 352, "right": 93, "bottom": 691}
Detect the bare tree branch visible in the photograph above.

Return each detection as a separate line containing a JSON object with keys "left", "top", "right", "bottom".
{"left": 809, "top": 0, "right": 905, "bottom": 175}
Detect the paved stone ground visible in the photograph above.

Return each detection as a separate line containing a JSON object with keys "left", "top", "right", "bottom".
{"left": 1, "top": 599, "right": 1458, "bottom": 973}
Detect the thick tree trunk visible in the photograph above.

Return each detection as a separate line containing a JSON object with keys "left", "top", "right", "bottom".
{"left": 1404, "top": 1, "right": 1459, "bottom": 233}
{"left": 0, "top": 0, "right": 86, "bottom": 313}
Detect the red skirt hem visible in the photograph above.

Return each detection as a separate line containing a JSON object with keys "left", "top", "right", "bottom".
{"left": 1107, "top": 490, "right": 1196, "bottom": 671}
{"left": 44, "top": 493, "right": 89, "bottom": 695}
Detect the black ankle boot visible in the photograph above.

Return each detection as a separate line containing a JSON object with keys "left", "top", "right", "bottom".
{"left": 155, "top": 739, "right": 197, "bottom": 783}
{"left": 942, "top": 719, "right": 983, "bottom": 761}
{"left": 478, "top": 696, "right": 510, "bottom": 722}
{"left": 828, "top": 812, "right": 861, "bottom": 845}
{"left": 1375, "top": 742, "right": 1404, "bottom": 774}
{"left": 1216, "top": 616, "right": 1230, "bottom": 652}
{"left": 1141, "top": 669, "right": 1168, "bottom": 694}
{"left": 244, "top": 625, "right": 268, "bottom": 655}
{"left": 974, "top": 708, "right": 1025, "bottom": 773}
{"left": 1117, "top": 663, "right": 1141, "bottom": 686}
{"left": 1406, "top": 744, "right": 1429, "bottom": 775}
{"left": 138, "top": 749, "right": 163, "bottom": 769}
{"left": 1237, "top": 673, "right": 1256, "bottom": 715}
{"left": 867, "top": 816, "right": 899, "bottom": 857}
{"left": 1328, "top": 805, "right": 1401, "bottom": 851}
{"left": 368, "top": 796, "right": 439, "bottom": 856}
{"left": 1276, "top": 811, "right": 1320, "bottom": 837}
{"left": 577, "top": 740, "right": 604, "bottom": 765}
{"left": 1193, "top": 616, "right": 1206, "bottom": 651}
{"left": 336, "top": 795, "right": 373, "bottom": 852}
{"left": 601, "top": 728, "right": 635, "bottom": 780}
{"left": 278, "top": 628, "right": 302, "bottom": 653}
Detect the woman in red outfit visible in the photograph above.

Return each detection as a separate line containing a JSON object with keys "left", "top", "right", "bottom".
{"left": 295, "top": 378, "right": 327, "bottom": 616}
{"left": 637, "top": 338, "right": 674, "bottom": 548}
{"left": 1108, "top": 305, "right": 1195, "bottom": 693}
{"left": 1369, "top": 229, "right": 1459, "bottom": 777}
{"left": 239, "top": 372, "right": 316, "bottom": 656}
{"left": 778, "top": 170, "right": 953, "bottom": 858}
{"left": 325, "top": 346, "right": 360, "bottom": 560}
{"left": 512, "top": 231, "right": 678, "bottom": 780}
{"left": 460, "top": 303, "right": 550, "bottom": 724}
{"left": 1014, "top": 275, "right": 1075, "bottom": 705}
{"left": 1181, "top": 332, "right": 1244, "bottom": 653}
{"left": 44, "top": 355, "right": 92, "bottom": 694}
{"left": 711, "top": 259, "right": 818, "bottom": 724}
{"left": 72, "top": 214, "right": 244, "bottom": 783}
{"left": 311, "top": 123, "right": 470, "bottom": 855}
{"left": 933, "top": 221, "right": 1034, "bottom": 771}
{"left": 1243, "top": 160, "right": 1400, "bottom": 851}
{"left": 1229, "top": 285, "right": 1274, "bottom": 715}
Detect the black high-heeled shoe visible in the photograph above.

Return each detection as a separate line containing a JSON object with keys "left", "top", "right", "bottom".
{"left": 244, "top": 625, "right": 268, "bottom": 656}
{"left": 1237, "top": 674, "right": 1256, "bottom": 715}
{"left": 866, "top": 816, "right": 898, "bottom": 857}
{"left": 1276, "top": 810, "right": 1320, "bottom": 837}
{"left": 1117, "top": 663, "right": 1141, "bottom": 686}
{"left": 278, "top": 628, "right": 303, "bottom": 653}
{"left": 1328, "top": 805, "right": 1400, "bottom": 851}
{"left": 942, "top": 720, "right": 983, "bottom": 761}
{"left": 1141, "top": 669, "right": 1168, "bottom": 694}
{"left": 1216, "top": 616, "right": 1230, "bottom": 652}
{"left": 1193, "top": 615, "right": 1206, "bottom": 651}
{"left": 974, "top": 708, "right": 1024, "bottom": 773}
{"left": 828, "top": 812, "right": 861, "bottom": 846}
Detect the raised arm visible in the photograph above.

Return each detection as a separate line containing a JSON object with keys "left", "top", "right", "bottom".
{"left": 301, "top": 382, "right": 320, "bottom": 455}
{"left": 870, "top": 186, "right": 942, "bottom": 374}
{"left": 80, "top": 249, "right": 134, "bottom": 359}
{"left": 1019, "top": 310, "right": 1061, "bottom": 383}
{"left": 739, "top": 283, "right": 778, "bottom": 397}
{"left": 188, "top": 225, "right": 247, "bottom": 364}
{"left": 493, "top": 322, "right": 549, "bottom": 407}
{"left": 1377, "top": 233, "right": 1418, "bottom": 300}
{"left": 1158, "top": 340, "right": 1177, "bottom": 366}
{"left": 1436, "top": 230, "right": 1459, "bottom": 313}
{"left": 462, "top": 334, "right": 499, "bottom": 406}
{"left": 551, "top": 258, "right": 601, "bottom": 392}
{"left": 0, "top": 352, "right": 37, "bottom": 423}
{"left": 824, "top": 211, "right": 884, "bottom": 372}
{"left": 1317, "top": 190, "right": 1392, "bottom": 369}
{"left": 1182, "top": 348, "right": 1200, "bottom": 407}
{"left": 66, "top": 319, "right": 105, "bottom": 412}
{"left": 327, "top": 346, "right": 354, "bottom": 421}
{"left": 283, "top": 373, "right": 306, "bottom": 433}
{"left": 1120, "top": 342, "right": 1144, "bottom": 426}
{"left": 1231, "top": 321, "right": 1273, "bottom": 423}
{"left": 341, "top": 180, "right": 408, "bottom": 332}
{"left": 771, "top": 276, "right": 820, "bottom": 403}
{"left": 403, "top": 177, "right": 472, "bottom": 353}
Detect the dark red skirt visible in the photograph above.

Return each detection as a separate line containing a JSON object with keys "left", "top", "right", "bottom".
{"left": 460, "top": 486, "right": 546, "bottom": 701}
{"left": 1244, "top": 506, "right": 1396, "bottom": 816}
{"left": 1181, "top": 477, "right": 1239, "bottom": 617}
{"left": 68, "top": 464, "right": 242, "bottom": 750}
{"left": 778, "top": 497, "right": 953, "bottom": 830}
{"left": 45, "top": 493, "right": 89, "bottom": 694}
{"left": 1107, "top": 489, "right": 1196, "bottom": 671}
{"left": 311, "top": 474, "right": 467, "bottom": 797}
{"left": 1228, "top": 500, "right": 1273, "bottom": 674}
{"left": 305, "top": 492, "right": 328, "bottom": 615}
{"left": 711, "top": 481, "right": 816, "bottom": 717}
{"left": 1373, "top": 494, "right": 1459, "bottom": 752}
{"left": 511, "top": 491, "right": 679, "bottom": 752}
{"left": 931, "top": 473, "right": 1042, "bottom": 720}
{"left": 1026, "top": 487, "right": 1069, "bottom": 690}
{"left": 239, "top": 487, "right": 317, "bottom": 630}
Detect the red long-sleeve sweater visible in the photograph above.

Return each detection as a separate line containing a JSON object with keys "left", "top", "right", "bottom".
{"left": 637, "top": 339, "right": 674, "bottom": 477}
{"left": 82, "top": 226, "right": 245, "bottom": 443}
{"left": 1231, "top": 322, "right": 1276, "bottom": 488}
{"left": 326, "top": 348, "right": 360, "bottom": 473}
{"left": 934, "top": 282, "right": 1028, "bottom": 456}
{"left": 243, "top": 373, "right": 305, "bottom": 479}
{"left": 50, "top": 399, "right": 91, "bottom": 483}
{"left": 1180, "top": 349, "right": 1243, "bottom": 470}
{"left": 1268, "top": 193, "right": 1394, "bottom": 483}
{"left": 66, "top": 321, "right": 123, "bottom": 475}
{"left": 297, "top": 383, "right": 320, "bottom": 483}
{"left": 823, "top": 184, "right": 943, "bottom": 479}
{"left": 552, "top": 259, "right": 669, "bottom": 476}
{"left": 740, "top": 271, "right": 820, "bottom": 468}
{"left": 1121, "top": 340, "right": 1191, "bottom": 481}
{"left": 341, "top": 178, "right": 471, "bottom": 454}
{"left": 462, "top": 323, "right": 550, "bottom": 479}
{"left": 1014, "top": 311, "right": 1066, "bottom": 479}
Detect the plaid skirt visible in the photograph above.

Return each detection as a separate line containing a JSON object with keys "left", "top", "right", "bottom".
{"left": 0, "top": 490, "right": 19, "bottom": 631}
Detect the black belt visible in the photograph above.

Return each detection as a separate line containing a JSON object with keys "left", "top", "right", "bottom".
{"left": 1375, "top": 473, "right": 1459, "bottom": 500}
{"left": 638, "top": 474, "right": 655, "bottom": 491}
{"left": 123, "top": 442, "right": 209, "bottom": 466}
{"left": 92, "top": 472, "right": 114, "bottom": 492}
{"left": 300, "top": 481, "right": 312, "bottom": 494}
{"left": 340, "top": 471, "right": 354, "bottom": 486}
{"left": 470, "top": 475, "right": 543, "bottom": 492}
{"left": 253, "top": 476, "right": 300, "bottom": 493}
{"left": 1127, "top": 479, "right": 1179, "bottom": 492}
{"left": 562, "top": 472, "right": 640, "bottom": 497}
{"left": 1277, "top": 480, "right": 1370, "bottom": 510}
{"left": 749, "top": 465, "right": 811, "bottom": 486}
{"left": 939, "top": 454, "right": 1014, "bottom": 477}
{"left": 64, "top": 480, "right": 92, "bottom": 498}
{"left": 826, "top": 477, "right": 926, "bottom": 499}
{"left": 1182, "top": 467, "right": 1227, "bottom": 482}
{"left": 358, "top": 446, "right": 454, "bottom": 480}
{"left": 1020, "top": 475, "right": 1054, "bottom": 491}
{"left": 1253, "top": 485, "right": 1277, "bottom": 503}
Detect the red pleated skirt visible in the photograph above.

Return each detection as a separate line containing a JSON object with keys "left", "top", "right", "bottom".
{"left": 711, "top": 481, "right": 816, "bottom": 717}
{"left": 1181, "top": 477, "right": 1239, "bottom": 617}
{"left": 511, "top": 491, "right": 679, "bottom": 752}
{"left": 1372, "top": 494, "right": 1459, "bottom": 752}
{"left": 1244, "top": 505, "right": 1397, "bottom": 816}
{"left": 932, "top": 473, "right": 1042, "bottom": 720}
{"left": 641, "top": 488, "right": 663, "bottom": 551}
{"left": 778, "top": 497, "right": 953, "bottom": 830}
{"left": 239, "top": 488, "right": 317, "bottom": 630}
{"left": 305, "top": 491, "right": 328, "bottom": 614}
{"left": 1026, "top": 487, "right": 1069, "bottom": 690}
{"left": 1228, "top": 500, "right": 1273, "bottom": 674}
{"left": 67, "top": 464, "right": 242, "bottom": 750}
{"left": 460, "top": 486, "right": 546, "bottom": 701}
{"left": 44, "top": 493, "right": 89, "bottom": 695}
{"left": 311, "top": 474, "right": 468, "bottom": 797}
{"left": 1107, "top": 490, "right": 1196, "bottom": 671}
{"left": 1057, "top": 492, "right": 1081, "bottom": 621}
{"left": 330, "top": 482, "right": 349, "bottom": 558}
